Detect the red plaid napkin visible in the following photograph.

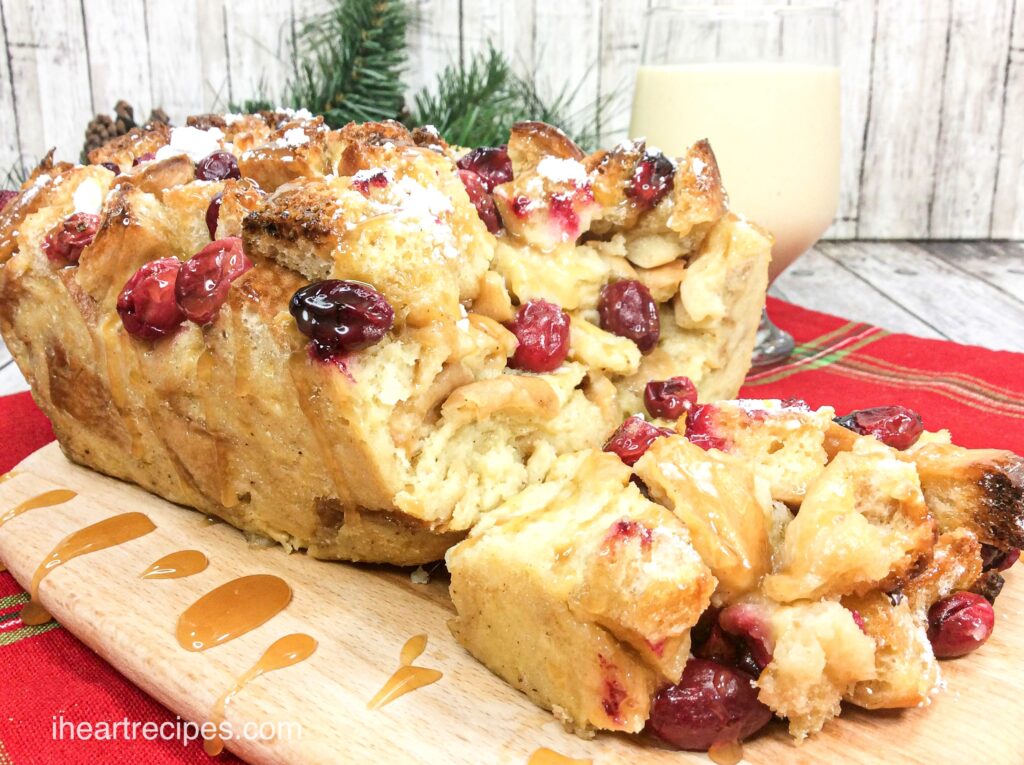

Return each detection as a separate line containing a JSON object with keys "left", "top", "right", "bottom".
{"left": 0, "top": 296, "right": 1022, "bottom": 764}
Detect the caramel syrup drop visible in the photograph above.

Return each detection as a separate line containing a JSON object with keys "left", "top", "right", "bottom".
{"left": 708, "top": 740, "right": 744, "bottom": 765}
{"left": 21, "top": 512, "right": 156, "bottom": 626}
{"left": 176, "top": 574, "right": 292, "bottom": 652}
{"left": 0, "top": 488, "right": 77, "bottom": 528}
{"left": 0, "top": 471, "right": 17, "bottom": 485}
{"left": 202, "top": 514, "right": 224, "bottom": 527}
{"left": 527, "top": 748, "right": 593, "bottom": 765}
{"left": 140, "top": 550, "right": 209, "bottom": 580}
{"left": 367, "top": 633, "right": 442, "bottom": 710}
{"left": 203, "top": 633, "right": 318, "bottom": 756}
{"left": 0, "top": 562, "right": 6, "bottom": 573}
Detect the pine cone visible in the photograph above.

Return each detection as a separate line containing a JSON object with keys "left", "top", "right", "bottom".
{"left": 148, "top": 108, "right": 171, "bottom": 126}
{"left": 83, "top": 114, "right": 118, "bottom": 157}
{"left": 114, "top": 100, "right": 136, "bottom": 130}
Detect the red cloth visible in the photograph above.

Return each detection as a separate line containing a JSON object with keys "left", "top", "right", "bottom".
{"left": 1, "top": 297, "right": 1023, "bottom": 763}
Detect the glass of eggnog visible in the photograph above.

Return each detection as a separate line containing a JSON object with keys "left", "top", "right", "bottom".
{"left": 631, "top": 2, "right": 839, "bottom": 366}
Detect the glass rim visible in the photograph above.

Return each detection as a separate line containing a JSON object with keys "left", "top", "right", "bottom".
{"left": 646, "top": 3, "right": 838, "bottom": 19}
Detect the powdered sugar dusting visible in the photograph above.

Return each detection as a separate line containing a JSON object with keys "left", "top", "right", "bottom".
{"left": 537, "top": 156, "right": 589, "bottom": 185}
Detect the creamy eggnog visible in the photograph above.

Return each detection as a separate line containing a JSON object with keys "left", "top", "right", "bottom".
{"left": 630, "top": 63, "right": 840, "bottom": 280}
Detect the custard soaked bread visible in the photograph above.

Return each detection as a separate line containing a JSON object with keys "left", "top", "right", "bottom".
{"left": 0, "top": 112, "right": 769, "bottom": 564}
{"left": 447, "top": 399, "right": 1024, "bottom": 746}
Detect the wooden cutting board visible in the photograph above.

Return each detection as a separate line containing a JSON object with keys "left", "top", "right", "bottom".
{"left": 1, "top": 443, "right": 1021, "bottom": 765}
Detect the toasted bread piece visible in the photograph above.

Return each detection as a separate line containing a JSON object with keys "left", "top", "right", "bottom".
{"left": 841, "top": 592, "right": 938, "bottom": 710}
{"left": 447, "top": 451, "right": 715, "bottom": 734}
{"left": 635, "top": 435, "right": 772, "bottom": 603}
{"left": 764, "top": 440, "right": 936, "bottom": 602}
{"left": 756, "top": 599, "right": 877, "bottom": 740}
{"left": 87, "top": 122, "right": 172, "bottom": 169}
{"left": 688, "top": 399, "right": 835, "bottom": 505}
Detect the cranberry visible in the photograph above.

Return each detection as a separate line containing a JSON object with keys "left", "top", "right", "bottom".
{"left": 117, "top": 258, "right": 187, "bottom": 339}
{"left": 41, "top": 212, "right": 100, "bottom": 266}
{"left": 597, "top": 280, "right": 660, "bottom": 353}
{"left": 685, "top": 404, "right": 730, "bottom": 451}
{"left": 981, "top": 544, "right": 1020, "bottom": 572}
{"left": 133, "top": 152, "right": 156, "bottom": 166}
{"left": 0, "top": 190, "right": 16, "bottom": 211}
{"left": 645, "top": 376, "right": 698, "bottom": 420}
{"left": 603, "top": 415, "right": 674, "bottom": 467}
{"left": 927, "top": 592, "right": 995, "bottom": 658}
{"left": 195, "top": 151, "right": 240, "bottom": 181}
{"left": 510, "top": 195, "right": 532, "bottom": 218}
{"left": 351, "top": 169, "right": 390, "bottom": 196}
{"left": 627, "top": 150, "right": 675, "bottom": 210}
{"left": 505, "top": 300, "right": 570, "bottom": 372}
{"left": 457, "top": 169, "right": 500, "bottom": 233}
{"left": 647, "top": 659, "right": 772, "bottom": 752}
{"left": 205, "top": 193, "right": 222, "bottom": 239}
{"left": 719, "top": 604, "right": 774, "bottom": 673}
{"left": 100, "top": 162, "right": 120, "bottom": 174}
{"left": 833, "top": 405, "right": 924, "bottom": 450}
{"left": 289, "top": 279, "right": 395, "bottom": 360}
{"left": 456, "top": 145, "right": 512, "bottom": 192}
{"left": 175, "top": 237, "right": 253, "bottom": 324}
{"left": 548, "top": 189, "right": 593, "bottom": 237}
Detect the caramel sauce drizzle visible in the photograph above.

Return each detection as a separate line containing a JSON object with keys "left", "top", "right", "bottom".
{"left": 202, "top": 514, "right": 224, "bottom": 527}
{"left": 0, "top": 470, "right": 17, "bottom": 485}
{"left": 203, "top": 633, "right": 318, "bottom": 756}
{"left": 176, "top": 574, "right": 292, "bottom": 652}
{"left": 708, "top": 740, "right": 744, "bottom": 765}
{"left": 527, "top": 748, "right": 592, "bottom": 765}
{"left": 367, "top": 633, "right": 442, "bottom": 710}
{"left": 21, "top": 512, "right": 156, "bottom": 626}
{"left": 0, "top": 562, "right": 6, "bottom": 573}
{"left": 140, "top": 550, "right": 209, "bottom": 580}
{"left": 0, "top": 489, "right": 77, "bottom": 529}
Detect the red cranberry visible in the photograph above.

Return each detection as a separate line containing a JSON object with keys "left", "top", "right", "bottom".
{"left": 505, "top": 300, "right": 570, "bottom": 372}
{"left": 833, "top": 405, "right": 924, "bottom": 450}
{"left": 645, "top": 376, "right": 698, "bottom": 420}
{"left": 0, "top": 189, "right": 16, "bottom": 211}
{"left": 100, "top": 162, "right": 120, "bottom": 174}
{"left": 627, "top": 150, "right": 675, "bottom": 210}
{"left": 981, "top": 544, "right": 1020, "bottom": 572}
{"left": 41, "top": 212, "right": 100, "bottom": 266}
{"left": 597, "top": 280, "right": 660, "bottom": 353}
{"left": 456, "top": 145, "right": 512, "bottom": 192}
{"left": 195, "top": 151, "right": 240, "bottom": 181}
{"left": 205, "top": 193, "right": 222, "bottom": 239}
{"left": 647, "top": 659, "right": 772, "bottom": 752}
{"left": 685, "top": 404, "right": 730, "bottom": 451}
{"left": 117, "top": 258, "right": 187, "bottom": 339}
{"left": 603, "top": 415, "right": 674, "bottom": 467}
{"left": 289, "top": 279, "right": 395, "bottom": 360}
{"left": 457, "top": 169, "right": 501, "bottom": 233}
{"left": 133, "top": 152, "right": 156, "bottom": 166}
{"left": 927, "top": 592, "right": 995, "bottom": 658}
{"left": 719, "top": 604, "right": 774, "bottom": 673}
{"left": 510, "top": 195, "right": 532, "bottom": 218}
{"left": 548, "top": 190, "right": 592, "bottom": 237}
{"left": 351, "top": 169, "right": 390, "bottom": 196}
{"left": 175, "top": 237, "right": 253, "bottom": 324}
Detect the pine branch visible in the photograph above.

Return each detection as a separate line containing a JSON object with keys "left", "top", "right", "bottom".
{"left": 285, "top": 0, "right": 411, "bottom": 127}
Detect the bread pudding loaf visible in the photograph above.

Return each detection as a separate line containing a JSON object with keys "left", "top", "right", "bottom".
{"left": 0, "top": 112, "right": 770, "bottom": 564}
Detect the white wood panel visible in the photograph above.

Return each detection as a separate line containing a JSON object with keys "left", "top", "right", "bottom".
{"left": 929, "top": 0, "right": 1015, "bottom": 237}
{"left": 0, "top": 1, "right": 21, "bottom": 175}
{"left": 81, "top": 0, "right": 152, "bottom": 119}
{"left": 2, "top": 0, "right": 93, "bottom": 164}
{"left": 825, "top": 0, "right": 876, "bottom": 239}
{"left": 597, "top": 0, "right": 646, "bottom": 145}
{"left": 992, "top": 1, "right": 1024, "bottom": 238}
{"left": 402, "top": 0, "right": 460, "bottom": 99}
{"left": 224, "top": 0, "right": 295, "bottom": 108}
{"left": 533, "top": 0, "right": 601, "bottom": 142}
{"left": 460, "top": 0, "right": 534, "bottom": 67}
{"left": 857, "top": 0, "right": 951, "bottom": 238}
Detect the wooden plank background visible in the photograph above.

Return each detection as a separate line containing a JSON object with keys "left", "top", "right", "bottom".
{"left": 0, "top": 0, "right": 1021, "bottom": 239}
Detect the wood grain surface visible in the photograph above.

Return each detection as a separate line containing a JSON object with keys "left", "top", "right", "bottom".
{"left": 0, "top": 443, "right": 1021, "bottom": 765}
